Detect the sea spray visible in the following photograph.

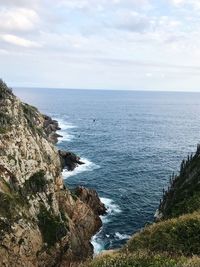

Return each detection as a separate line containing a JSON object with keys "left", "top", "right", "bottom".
{"left": 91, "top": 197, "right": 122, "bottom": 254}
{"left": 62, "top": 157, "right": 100, "bottom": 179}
{"left": 56, "top": 118, "right": 77, "bottom": 143}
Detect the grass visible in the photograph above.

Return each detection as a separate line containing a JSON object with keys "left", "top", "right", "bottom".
{"left": 126, "top": 212, "right": 200, "bottom": 256}
{"left": 82, "top": 251, "right": 187, "bottom": 267}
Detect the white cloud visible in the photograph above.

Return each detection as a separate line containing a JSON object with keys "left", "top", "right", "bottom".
{"left": 0, "top": 0, "right": 200, "bottom": 90}
{"left": 170, "top": 0, "right": 200, "bottom": 9}
{"left": 57, "top": 0, "right": 151, "bottom": 11}
{"left": 0, "top": 0, "right": 39, "bottom": 7}
{"left": 0, "top": 8, "right": 39, "bottom": 32}
{"left": 170, "top": 0, "right": 184, "bottom": 5}
{"left": 113, "top": 10, "right": 150, "bottom": 32}
{"left": 1, "top": 34, "right": 41, "bottom": 48}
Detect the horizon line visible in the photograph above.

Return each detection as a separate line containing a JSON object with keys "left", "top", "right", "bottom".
{"left": 12, "top": 86, "right": 200, "bottom": 94}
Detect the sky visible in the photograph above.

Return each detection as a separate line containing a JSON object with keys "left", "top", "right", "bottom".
{"left": 1, "top": 0, "right": 200, "bottom": 91}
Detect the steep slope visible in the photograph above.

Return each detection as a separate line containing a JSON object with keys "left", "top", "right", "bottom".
{"left": 0, "top": 80, "right": 106, "bottom": 267}
{"left": 158, "top": 145, "right": 200, "bottom": 219}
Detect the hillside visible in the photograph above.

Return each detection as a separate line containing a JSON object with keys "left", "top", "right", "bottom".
{"left": 0, "top": 80, "right": 106, "bottom": 267}
{"left": 84, "top": 145, "right": 200, "bottom": 265}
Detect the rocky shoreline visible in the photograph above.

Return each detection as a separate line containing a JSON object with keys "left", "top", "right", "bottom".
{"left": 0, "top": 80, "right": 106, "bottom": 267}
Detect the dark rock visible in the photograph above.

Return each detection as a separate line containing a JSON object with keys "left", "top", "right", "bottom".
{"left": 43, "top": 115, "right": 61, "bottom": 144}
{"left": 59, "top": 150, "right": 84, "bottom": 171}
{"left": 75, "top": 186, "right": 107, "bottom": 216}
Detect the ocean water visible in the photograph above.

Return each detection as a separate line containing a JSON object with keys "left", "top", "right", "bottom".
{"left": 14, "top": 88, "right": 200, "bottom": 253}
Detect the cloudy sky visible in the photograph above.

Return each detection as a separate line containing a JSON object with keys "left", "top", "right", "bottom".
{"left": 0, "top": 0, "right": 200, "bottom": 91}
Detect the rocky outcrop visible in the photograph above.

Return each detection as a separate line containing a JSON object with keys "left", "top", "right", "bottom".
{"left": 0, "top": 79, "right": 105, "bottom": 267}
{"left": 75, "top": 186, "right": 107, "bottom": 216}
{"left": 43, "top": 115, "right": 62, "bottom": 144}
{"left": 59, "top": 151, "right": 85, "bottom": 171}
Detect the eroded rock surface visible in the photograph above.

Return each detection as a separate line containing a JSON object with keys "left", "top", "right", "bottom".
{"left": 0, "top": 80, "right": 105, "bottom": 267}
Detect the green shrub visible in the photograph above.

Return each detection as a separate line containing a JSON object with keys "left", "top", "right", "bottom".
{"left": 0, "top": 189, "right": 29, "bottom": 225}
{"left": 37, "top": 204, "right": 68, "bottom": 247}
{"left": 22, "top": 170, "right": 48, "bottom": 195}
{"left": 0, "top": 112, "right": 13, "bottom": 134}
{"left": 0, "top": 127, "right": 8, "bottom": 134}
{"left": 22, "top": 103, "right": 40, "bottom": 132}
{"left": 169, "top": 192, "right": 200, "bottom": 218}
{"left": 0, "top": 79, "right": 13, "bottom": 99}
{"left": 160, "top": 146, "right": 200, "bottom": 219}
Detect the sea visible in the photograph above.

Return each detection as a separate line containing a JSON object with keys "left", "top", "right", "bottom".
{"left": 14, "top": 88, "right": 200, "bottom": 254}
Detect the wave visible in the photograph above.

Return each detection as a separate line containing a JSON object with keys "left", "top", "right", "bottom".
{"left": 100, "top": 197, "right": 122, "bottom": 216}
{"left": 62, "top": 157, "right": 100, "bottom": 179}
{"left": 55, "top": 118, "right": 77, "bottom": 143}
{"left": 91, "top": 197, "right": 122, "bottom": 254}
{"left": 91, "top": 235, "right": 105, "bottom": 255}
{"left": 115, "top": 232, "right": 130, "bottom": 240}
{"left": 58, "top": 131, "right": 74, "bottom": 143}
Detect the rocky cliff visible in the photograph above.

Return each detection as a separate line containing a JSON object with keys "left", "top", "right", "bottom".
{"left": 0, "top": 80, "right": 106, "bottom": 267}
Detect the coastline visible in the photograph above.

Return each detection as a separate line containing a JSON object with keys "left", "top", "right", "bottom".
{"left": 0, "top": 80, "right": 107, "bottom": 266}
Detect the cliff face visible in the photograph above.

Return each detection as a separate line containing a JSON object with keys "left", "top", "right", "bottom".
{"left": 0, "top": 80, "right": 106, "bottom": 267}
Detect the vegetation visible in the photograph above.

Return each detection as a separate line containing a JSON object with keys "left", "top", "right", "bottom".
{"left": 126, "top": 212, "right": 200, "bottom": 256}
{"left": 22, "top": 103, "right": 38, "bottom": 128}
{"left": 0, "top": 79, "right": 13, "bottom": 99}
{"left": 37, "top": 204, "right": 68, "bottom": 247}
{"left": 0, "top": 111, "right": 13, "bottom": 134}
{"left": 0, "top": 177, "right": 30, "bottom": 236}
{"left": 82, "top": 251, "right": 186, "bottom": 267}
{"left": 83, "top": 252, "right": 200, "bottom": 267}
{"left": 22, "top": 103, "right": 44, "bottom": 136}
{"left": 22, "top": 170, "right": 48, "bottom": 195}
{"left": 0, "top": 127, "right": 8, "bottom": 134}
{"left": 159, "top": 144, "right": 200, "bottom": 219}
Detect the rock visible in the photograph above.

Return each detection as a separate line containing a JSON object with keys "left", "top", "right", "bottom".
{"left": 59, "top": 150, "right": 85, "bottom": 171}
{"left": 0, "top": 80, "right": 104, "bottom": 267}
{"left": 75, "top": 186, "right": 107, "bottom": 216}
{"left": 43, "top": 115, "right": 61, "bottom": 144}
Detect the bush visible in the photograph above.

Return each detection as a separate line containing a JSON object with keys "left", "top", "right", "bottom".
{"left": 37, "top": 204, "right": 68, "bottom": 247}
{"left": 22, "top": 170, "right": 48, "bottom": 195}
{"left": 0, "top": 79, "right": 13, "bottom": 99}
{"left": 160, "top": 145, "right": 200, "bottom": 219}
{"left": 0, "top": 112, "right": 12, "bottom": 125}
{"left": 22, "top": 103, "right": 39, "bottom": 131}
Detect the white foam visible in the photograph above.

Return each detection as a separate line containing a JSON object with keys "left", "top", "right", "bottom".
{"left": 58, "top": 131, "right": 74, "bottom": 142}
{"left": 91, "top": 198, "right": 122, "bottom": 255}
{"left": 55, "top": 118, "right": 77, "bottom": 143}
{"left": 100, "top": 197, "right": 122, "bottom": 215}
{"left": 91, "top": 235, "right": 104, "bottom": 255}
{"left": 115, "top": 232, "right": 130, "bottom": 240}
{"left": 62, "top": 157, "right": 100, "bottom": 179}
